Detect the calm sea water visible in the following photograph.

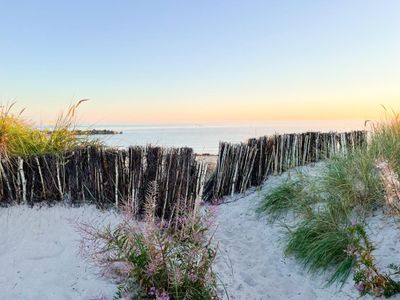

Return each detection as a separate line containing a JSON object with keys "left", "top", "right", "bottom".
{"left": 81, "top": 120, "right": 366, "bottom": 155}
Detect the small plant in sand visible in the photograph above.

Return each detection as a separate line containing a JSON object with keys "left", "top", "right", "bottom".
{"left": 347, "top": 222, "right": 400, "bottom": 298}
{"left": 257, "top": 175, "right": 317, "bottom": 220}
{"left": 285, "top": 206, "right": 355, "bottom": 285}
{"left": 79, "top": 204, "right": 221, "bottom": 300}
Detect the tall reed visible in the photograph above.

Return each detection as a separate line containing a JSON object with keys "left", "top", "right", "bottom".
{"left": 0, "top": 100, "right": 97, "bottom": 157}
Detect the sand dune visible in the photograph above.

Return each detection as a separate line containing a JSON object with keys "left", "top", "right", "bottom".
{"left": 214, "top": 164, "right": 400, "bottom": 299}
{"left": 1, "top": 164, "right": 399, "bottom": 299}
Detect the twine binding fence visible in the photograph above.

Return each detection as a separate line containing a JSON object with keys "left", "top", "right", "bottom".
{"left": 203, "top": 131, "right": 367, "bottom": 202}
{"left": 0, "top": 146, "right": 207, "bottom": 221}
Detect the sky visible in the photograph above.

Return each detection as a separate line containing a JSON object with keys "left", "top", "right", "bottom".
{"left": 0, "top": 0, "right": 399, "bottom": 125}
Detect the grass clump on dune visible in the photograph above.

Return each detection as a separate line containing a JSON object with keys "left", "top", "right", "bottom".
{"left": 0, "top": 100, "right": 98, "bottom": 157}
{"left": 285, "top": 205, "right": 355, "bottom": 285}
{"left": 260, "top": 114, "right": 400, "bottom": 291}
{"left": 257, "top": 176, "right": 316, "bottom": 220}
{"left": 323, "top": 150, "right": 384, "bottom": 215}
{"left": 369, "top": 112, "right": 400, "bottom": 175}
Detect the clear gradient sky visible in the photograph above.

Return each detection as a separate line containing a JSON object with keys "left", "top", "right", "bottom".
{"left": 0, "top": 0, "right": 399, "bottom": 124}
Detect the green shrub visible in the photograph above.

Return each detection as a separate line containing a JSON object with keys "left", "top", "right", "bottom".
{"left": 79, "top": 206, "right": 221, "bottom": 300}
{"left": 349, "top": 223, "right": 400, "bottom": 298}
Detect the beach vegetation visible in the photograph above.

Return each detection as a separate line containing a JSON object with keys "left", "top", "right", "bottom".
{"left": 285, "top": 205, "right": 355, "bottom": 285}
{"left": 259, "top": 114, "right": 400, "bottom": 295}
{"left": 79, "top": 205, "right": 222, "bottom": 300}
{"left": 349, "top": 222, "right": 400, "bottom": 297}
{"left": 0, "top": 100, "right": 98, "bottom": 157}
{"left": 257, "top": 176, "right": 315, "bottom": 220}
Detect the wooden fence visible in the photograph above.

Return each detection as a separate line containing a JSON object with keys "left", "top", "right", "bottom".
{"left": 0, "top": 146, "right": 207, "bottom": 221}
{"left": 203, "top": 131, "right": 367, "bottom": 202}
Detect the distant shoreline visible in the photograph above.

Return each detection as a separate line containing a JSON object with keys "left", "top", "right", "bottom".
{"left": 44, "top": 129, "right": 123, "bottom": 135}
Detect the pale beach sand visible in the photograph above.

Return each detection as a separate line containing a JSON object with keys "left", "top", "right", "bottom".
{"left": 214, "top": 163, "right": 400, "bottom": 299}
{"left": 0, "top": 163, "right": 399, "bottom": 299}
{"left": 0, "top": 205, "right": 121, "bottom": 300}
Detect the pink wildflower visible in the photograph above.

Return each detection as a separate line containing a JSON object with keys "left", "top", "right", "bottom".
{"left": 208, "top": 205, "right": 219, "bottom": 215}
{"left": 354, "top": 283, "right": 365, "bottom": 292}
{"left": 189, "top": 272, "right": 198, "bottom": 282}
{"left": 192, "top": 232, "right": 202, "bottom": 243}
{"left": 149, "top": 287, "right": 157, "bottom": 296}
{"left": 146, "top": 262, "right": 157, "bottom": 276}
{"left": 156, "top": 290, "right": 170, "bottom": 300}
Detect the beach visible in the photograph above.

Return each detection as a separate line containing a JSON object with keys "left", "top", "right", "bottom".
{"left": 87, "top": 121, "right": 365, "bottom": 155}
{"left": 1, "top": 163, "right": 399, "bottom": 299}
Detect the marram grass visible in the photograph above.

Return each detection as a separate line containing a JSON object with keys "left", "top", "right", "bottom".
{"left": 257, "top": 176, "right": 316, "bottom": 220}
{"left": 368, "top": 111, "right": 400, "bottom": 175}
{"left": 285, "top": 207, "right": 354, "bottom": 285}
{"left": 259, "top": 113, "right": 400, "bottom": 286}
{"left": 323, "top": 149, "right": 384, "bottom": 216}
{"left": 0, "top": 101, "right": 99, "bottom": 157}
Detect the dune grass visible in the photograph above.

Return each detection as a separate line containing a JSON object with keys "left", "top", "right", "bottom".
{"left": 0, "top": 100, "right": 98, "bottom": 157}
{"left": 259, "top": 114, "right": 400, "bottom": 288}
{"left": 369, "top": 112, "right": 400, "bottom": 174}
{"left": 285, "top": 202, "right": 355, "bottom": 285}
{"left": 257, "top": 175, "right": 316, "bottom": 220}
{"left": 322, "top": 150, "right": 384, "bottom": 217}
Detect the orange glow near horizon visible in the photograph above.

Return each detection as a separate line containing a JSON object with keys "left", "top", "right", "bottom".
{"left": 30, "top": 97, "right": 399, "bottom": 126}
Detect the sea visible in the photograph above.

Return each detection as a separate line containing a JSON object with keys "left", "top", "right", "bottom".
{"left": 81, "top": 120, "right": 366, "bottom": 155}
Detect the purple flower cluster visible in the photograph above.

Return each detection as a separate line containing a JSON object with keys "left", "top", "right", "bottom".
{"left": 189, "top": 271, "right": 198, "bottom": 282}
{"left": 148, "top": 287, "right": 170, "bottom": 300}
{"left": 149, "top": 287, "right": 157, "bottom": 296}
{"left": 354, "top": 283, "right": 365, "bottom": 292}
{"left": 156, "top": 290, "right": 170, "bottom": 300}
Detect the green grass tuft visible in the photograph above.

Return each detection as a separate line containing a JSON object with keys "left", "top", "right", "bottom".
{"left": 257, "top": 175, "right": 318, "bottom": 220}
{"left": 0, "top": 101, "right": 100, "bottom": 157}
{"left": 323, "top": 149, "right": 384, "bottom": 215}
{"left": 258, "top": 179, "right": 303, "bottom": 218}
{"left": 258, "top": 113, "right": 400, "bottom": 287}
{"left": 285, "top": 208, "right": 354, "bottom": 285}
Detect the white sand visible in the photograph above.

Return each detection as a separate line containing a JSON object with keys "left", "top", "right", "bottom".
{"left": 0, "top": 205, "right": 121, "bottom": 300}
{"left": 214, "top": 164, "right": 400, "bottom": 300}
{"left": 1, "top": 163, "right": 400, "bottom": 299}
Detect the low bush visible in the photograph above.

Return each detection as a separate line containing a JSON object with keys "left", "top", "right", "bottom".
{"left": 348, "top": 222, "right": 400, "bottom": 298}
{"left": 79, "top": 206, "right": 221, "bottom": 300}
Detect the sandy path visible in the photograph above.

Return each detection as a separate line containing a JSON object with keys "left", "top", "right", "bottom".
{"left": 0, "top": 163, "right": 399, "bottom": 299}
{"left": 213, "top": 164, "right": 400, "bottom": 300}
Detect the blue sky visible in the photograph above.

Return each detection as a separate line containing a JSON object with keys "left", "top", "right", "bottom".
{"left": 0, "top": 0, "right": 399, "bottom": 124}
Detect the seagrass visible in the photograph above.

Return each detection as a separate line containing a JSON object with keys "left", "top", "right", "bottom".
{"left": 0, "top": 146, "right": 207, "bottom": 221}
{"left": 203, "top": 131, "right": 367, "bottom": 202}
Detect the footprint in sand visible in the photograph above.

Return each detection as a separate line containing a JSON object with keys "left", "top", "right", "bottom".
{"left": 240, "top": 271, "right": 259, "bottom": 287}
{"left": 26, "top": 241, "right": 65, "bottom": 260}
